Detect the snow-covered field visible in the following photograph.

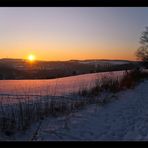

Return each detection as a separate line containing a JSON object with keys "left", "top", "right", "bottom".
{"left": 2, "top": 80, "right": 147, "bottom": 141}
{"left": 79, "top": 60, "right": 130, "bottom": 65}
{"left": 0, "top": 70, "right": 126, "bottom": 97}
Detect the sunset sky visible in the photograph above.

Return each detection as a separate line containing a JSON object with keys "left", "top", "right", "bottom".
{"left": 0, "top": 7, "right": 148, "bottom": 61}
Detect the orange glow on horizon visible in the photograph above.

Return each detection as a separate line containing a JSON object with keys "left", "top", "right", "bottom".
{"left": 0, "top": 47, "right": 137, "bottom": 61}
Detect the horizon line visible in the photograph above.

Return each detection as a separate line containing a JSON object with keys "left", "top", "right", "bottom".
{"left": 0, "top": 57, "right": 139, "bottom": 62}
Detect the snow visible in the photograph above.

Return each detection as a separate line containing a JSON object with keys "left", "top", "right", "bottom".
{"left": 0, "top": 70, "right": 126, "bottom": 97}
{"left": 107, "top": 61, "right": 130, "bottom": 65}
{"left": 79, "top": 60, "right": 130, "bottom": 65}
{"left": 2, "top": 80, "right": 148, "bottom": 141}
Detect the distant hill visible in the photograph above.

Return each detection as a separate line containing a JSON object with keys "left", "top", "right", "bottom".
{"left": 0, "top": 58, "right": 137, "bottom": 71}
{"left": 0, "top": 58, "right": 135, "bottom": 64}
{"left": 0, "top": 58, "right": 139, "bottom": 80}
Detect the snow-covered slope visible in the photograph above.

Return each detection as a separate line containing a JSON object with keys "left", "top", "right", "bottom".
{"left": 0, "top": 70, "right": 126, "bottom": 96}
{"left": 4, "top": 80, "right": 148, "bottom": 141}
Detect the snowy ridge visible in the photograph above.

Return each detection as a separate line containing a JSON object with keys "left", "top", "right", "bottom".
{"left": 0, "top": 70, "right": 126, "bottom": 97}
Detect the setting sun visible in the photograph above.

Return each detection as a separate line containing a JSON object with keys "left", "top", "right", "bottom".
{"left": 28, "top": 54, "right": 36, "bottom": 62}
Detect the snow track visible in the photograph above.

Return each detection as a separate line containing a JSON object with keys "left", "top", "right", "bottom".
{"left": 29, "top": 80, "right": 148, "bottom": 141}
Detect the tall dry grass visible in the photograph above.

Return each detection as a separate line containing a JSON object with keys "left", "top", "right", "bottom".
{"left": 0, "top": 69, "right": 147, "bottom": 135}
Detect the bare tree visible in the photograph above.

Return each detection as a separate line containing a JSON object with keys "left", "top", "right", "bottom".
{"left": 136, "top": 27, "right": 148, "bottom": 61}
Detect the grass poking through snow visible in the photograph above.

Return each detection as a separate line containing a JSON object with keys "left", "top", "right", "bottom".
{"left": 0, "top": 69, "right": 148, "bottom": 135}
